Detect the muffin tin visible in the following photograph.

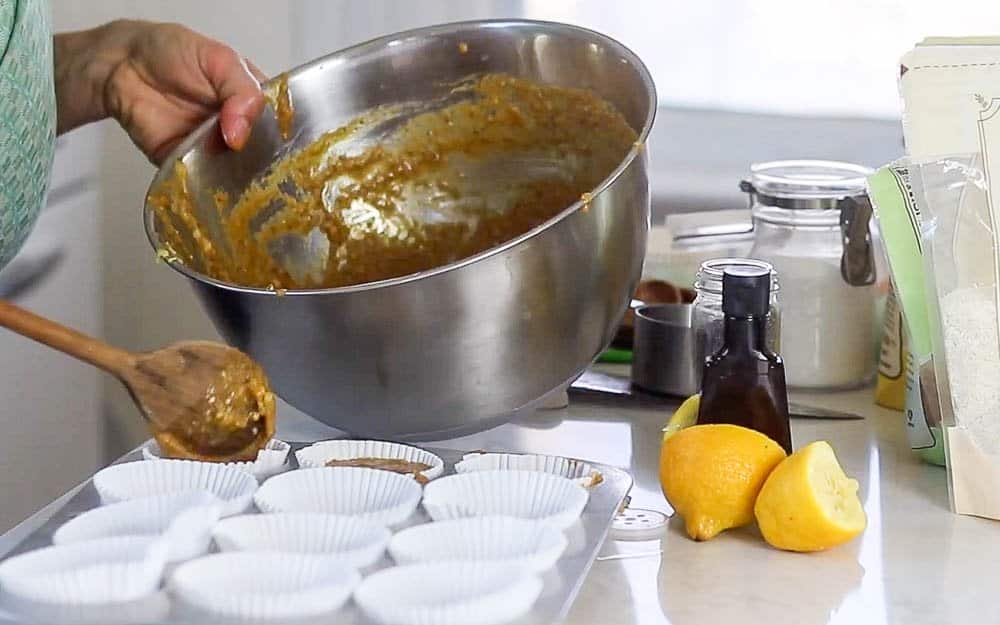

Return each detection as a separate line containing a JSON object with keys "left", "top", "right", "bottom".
{"left": 0, "top": 442, "right": 631, "bottom": 625}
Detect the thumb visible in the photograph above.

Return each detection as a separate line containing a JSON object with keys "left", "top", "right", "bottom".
{"left": 200, "top": 43, "right": 266, "bottom": 150}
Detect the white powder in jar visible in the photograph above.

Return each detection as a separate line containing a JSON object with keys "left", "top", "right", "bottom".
{"left": 768, "top": 256, "right": 876, "bottom": 389}
{"left": 941, "top": 286, "right": 1000, "bottom": 455}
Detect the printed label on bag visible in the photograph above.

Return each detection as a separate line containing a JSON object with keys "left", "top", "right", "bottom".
{"left": 879, "top": 290, "right": 904, "bottom": 379}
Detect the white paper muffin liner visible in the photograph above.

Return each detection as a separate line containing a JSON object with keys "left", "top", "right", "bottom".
{"left": 354, "top": 562, "right": 542, "bottom": 625}
{"left": 295, "top": 440, "right": 444, "bottom": 480}
{"left": 253, "top": 467, "right": 422, "bottom": 526}
{"left": 169, "top": 552, "right": 360, "bottom": 619}
{"left": 93, "top": 459, "right": 258, "bottom": 517}
{"left": 389, "top": 516, "right": 567, "bottom": 572}
{"left": 422, "top": 470, "right": 589, "bottom": 530}
{"left": 456, "top": 452, "right": 603, "bottom": 487}
{"left": 142, "top": 438, "right": 290, "bottom": 480}
{"left": 0, "top": 536, "right": 167, "bottom": 605}
{"left": 53, "top": 491, "right": 221, "bottom": 563}
{"left": 213, "top": 513, "right": 391, "bottom": 568}
{"left": 0, "top": 591, "right": 171, "bottom": 625}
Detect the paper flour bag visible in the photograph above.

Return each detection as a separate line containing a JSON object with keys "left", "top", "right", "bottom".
{"left": 894, "top": 39, "right": 1000, "bottom": 518}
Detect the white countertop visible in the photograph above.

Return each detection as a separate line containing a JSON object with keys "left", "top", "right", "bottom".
{"left": 1, "top": 374, "right": 993, "bottom": 625}
{"left": 279, "top": 377, "right": 996, "bottom": 625}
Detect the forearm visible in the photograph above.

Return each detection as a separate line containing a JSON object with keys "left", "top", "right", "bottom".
{"left": 53, "top": 20, "right": 137, "bottom": 135}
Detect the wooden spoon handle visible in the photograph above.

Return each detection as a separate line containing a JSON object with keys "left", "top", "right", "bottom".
{"left": 0, "top": 298, "right": 136, "bottom": 376}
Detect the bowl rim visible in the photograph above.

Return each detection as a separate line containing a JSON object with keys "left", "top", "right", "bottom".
{"left": 143, "top": 18, "right": 657, "bottom": 296}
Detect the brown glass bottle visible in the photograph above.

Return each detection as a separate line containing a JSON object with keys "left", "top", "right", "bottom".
{"left": 697, "top": 266, "right": 792, "bottom": 453}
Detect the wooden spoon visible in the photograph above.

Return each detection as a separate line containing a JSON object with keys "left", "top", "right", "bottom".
{"left": 0, "top": 299, "right": 275, "bottom": 462}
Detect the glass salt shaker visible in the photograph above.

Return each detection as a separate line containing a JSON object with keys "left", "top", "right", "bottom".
{"left": 692, "top": 257, "right": 781, "bottom": 387}
{"left": 742, "top": 160, "right": 877, "bottom": 390}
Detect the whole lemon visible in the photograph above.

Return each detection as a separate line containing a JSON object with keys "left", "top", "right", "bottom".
{"left": 660, "top": 424, "right": 786, "bottom": 541}
{"left": 754, "top": 440, "right": 866, "bottom": 552}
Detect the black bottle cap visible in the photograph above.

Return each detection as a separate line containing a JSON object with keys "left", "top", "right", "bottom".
{"left": 722, "top": 266, "right": 771, "bottom": 317}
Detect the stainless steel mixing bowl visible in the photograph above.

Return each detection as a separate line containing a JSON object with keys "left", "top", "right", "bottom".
{"left": 144, "top": 19, "right": 656, "bottom": 439}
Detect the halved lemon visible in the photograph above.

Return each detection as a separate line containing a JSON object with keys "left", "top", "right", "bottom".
{"left": 754, "top": 440, "right": 866, "bottom": 552}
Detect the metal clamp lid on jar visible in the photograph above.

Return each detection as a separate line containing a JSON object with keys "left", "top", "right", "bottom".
{"left": 740, "top": 160, "right": 876, "bottom": 287}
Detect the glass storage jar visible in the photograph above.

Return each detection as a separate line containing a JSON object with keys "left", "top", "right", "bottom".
{"left": 692, "top": 257, "right": 781, "bottom": 387}
{"left": 743, "top": 160, "right": 877, "bottom": 390}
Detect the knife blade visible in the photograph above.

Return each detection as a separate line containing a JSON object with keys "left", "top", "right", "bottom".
{"left": 569, "top": 370, "right": 863, "bottom": 420}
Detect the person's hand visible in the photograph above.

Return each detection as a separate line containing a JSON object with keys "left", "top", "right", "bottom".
{"left": 55, "top": 20, "right": 267, "bottom": 165}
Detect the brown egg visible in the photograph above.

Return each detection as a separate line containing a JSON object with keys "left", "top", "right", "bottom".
{"left": 622, "top": 280, "right": 683, "bottom": 331}
{"left": 622, "top": 308, "right": 636, "bottom": 330}
{"left": 634, "top": 279, "right": 682, "bottom": 305}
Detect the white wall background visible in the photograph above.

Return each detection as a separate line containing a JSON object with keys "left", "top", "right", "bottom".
{"left": 294, "top": 0, "right": 1000, "bottom": 120}
{"left": 520, "top": 0, "right": 1000, "bottom": 119}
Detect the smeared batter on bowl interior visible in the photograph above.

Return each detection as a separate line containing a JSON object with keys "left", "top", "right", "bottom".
{"left": 265, "top": 72, "right": 294, "bottom": 141}
{"left": 149, "top": 74, "right": 637, "bottom": 290}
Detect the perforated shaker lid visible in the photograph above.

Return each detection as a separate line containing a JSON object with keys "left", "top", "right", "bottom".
{"left": 609, "top": 507, "right": 668, "bottom": 541}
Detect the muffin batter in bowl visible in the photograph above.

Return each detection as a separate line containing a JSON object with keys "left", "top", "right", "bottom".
{"left": 148, "top": 74, "right": 637, "bottom": 290}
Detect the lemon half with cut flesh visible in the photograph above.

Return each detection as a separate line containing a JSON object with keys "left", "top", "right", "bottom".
{"left": 754, "top": 440, "right": 867, "bottom": 552}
